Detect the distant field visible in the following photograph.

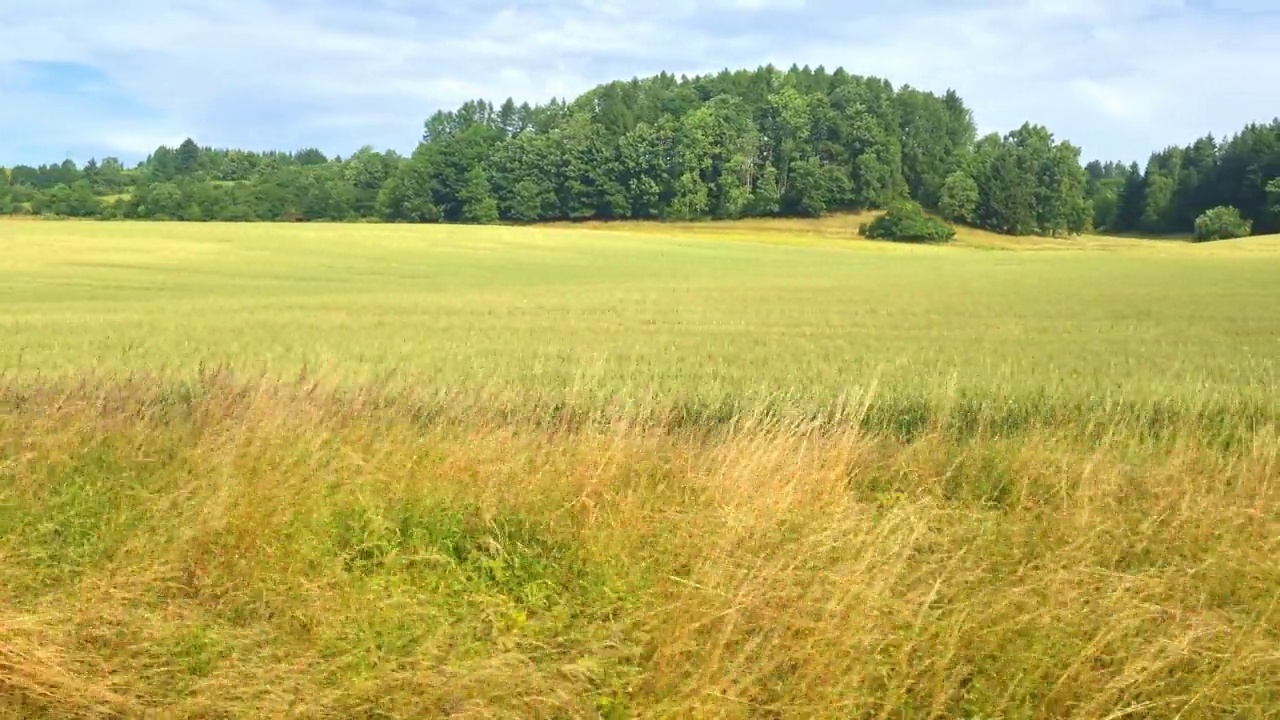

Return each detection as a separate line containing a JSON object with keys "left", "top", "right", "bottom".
{"left": 3, "top": 219, "right": 1278, "bottom": 410}
{"left": 2, "top": 219, "right": 1278, "bottom": 718}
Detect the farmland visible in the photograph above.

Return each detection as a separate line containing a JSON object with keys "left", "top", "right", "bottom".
{"left": 5, "top": 219, "right": 1278, "bottom": 408}
{"left": 2, "top": 219, "right": 1279, "bottom": 718}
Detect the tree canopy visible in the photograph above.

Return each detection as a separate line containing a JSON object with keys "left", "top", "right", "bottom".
{"left": 1087, "top": 122, "right": 1280, "bottom": 237}
{"left": 2, "top": 64, "right": 1277, "bottom": 240}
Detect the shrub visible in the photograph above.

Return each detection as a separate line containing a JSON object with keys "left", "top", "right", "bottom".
{"left": 1193, "top": 206, "right": 1252, "bottom": 242}
{"left": 860, "top": 201, "right": 956, "bottom": 243}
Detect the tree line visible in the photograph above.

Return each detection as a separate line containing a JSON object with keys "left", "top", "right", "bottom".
{"left": 2, "top": 64, "right": 1277, "bottom": 238}
{"left": 1086, "top": 122, "right": 1280, "bottom": 237}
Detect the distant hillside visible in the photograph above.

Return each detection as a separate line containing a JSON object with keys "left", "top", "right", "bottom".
{"left": 2, "top": 64, "right": 1278, "bottom": 241}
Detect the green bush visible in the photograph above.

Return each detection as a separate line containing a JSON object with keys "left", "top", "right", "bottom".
{"left": 860, "top": 201, "right": 956, "bottom": 243}
{"left": 1193, "top": 206, "right": 1252, "bottom": 242}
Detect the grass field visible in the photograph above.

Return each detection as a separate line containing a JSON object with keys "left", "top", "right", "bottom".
{"left": 4, "top": 219, "right": 1278, "bottom": 409}
{"left": 2, "top": 219, "right": 1279, "bottom": 718}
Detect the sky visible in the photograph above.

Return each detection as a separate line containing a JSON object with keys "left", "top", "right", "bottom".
{"left": 1, "top": 0, "right": 1277, "bottom": 167}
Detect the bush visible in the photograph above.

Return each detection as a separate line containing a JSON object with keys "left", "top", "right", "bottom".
{"left": 1193, "top": 206, "right": 1252, "bottom": 242}
{"left": 860, "top": 201, "right": 956, "bottom": 243}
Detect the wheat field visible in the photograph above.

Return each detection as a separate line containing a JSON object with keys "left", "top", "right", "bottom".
{"left": 2, "top": 219, "right": 1278, "bottom": 718}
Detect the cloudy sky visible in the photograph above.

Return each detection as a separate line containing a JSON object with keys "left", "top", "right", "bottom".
{"left": 1, "top": 0, "right": 1277, "bottom": 167}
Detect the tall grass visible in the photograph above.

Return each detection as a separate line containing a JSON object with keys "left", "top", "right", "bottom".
{"left": 2, "top": 373, "right": 1277, "bottom": 718}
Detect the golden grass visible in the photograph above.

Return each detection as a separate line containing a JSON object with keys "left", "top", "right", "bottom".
{"left": 1, "top": 374, "right": 1277, "bottom": 718}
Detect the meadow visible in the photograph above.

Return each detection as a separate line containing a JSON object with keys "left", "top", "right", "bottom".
{"left": 1, "top": 218, "right": 1278, "bottom": 718}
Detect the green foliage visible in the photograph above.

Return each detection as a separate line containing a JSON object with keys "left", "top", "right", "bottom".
{"left": 1193, "top": 206, "right": 1252, "bottom": 241}
{"left": 30, "top": 180, "right": 102, "bottom": 218}
{"left": 939, "top": 170, "right": 978, "bottom": 223}
{"left": 1084, "top": 162, "right": 1133, "bottom": 232}
{"left": 175, "top": 138, "right": 202, "bottom": 177}
{"left": 1141, "top": 171, "right": 1176, "bottom": 232}
{"left": 968, "top": 125, "right": 1090, "bottom": 237}
{"left": 459, "top": 166, "right": 500, "bottom": 224}
{"left": 0, "top": 64, "right": 1073, "bottom": 233}
{"left": 10, "top": 64, "right": 1278, "bottom": 238}
{"left": 378, "top": 146, "right": 441, "bottom": 223}
{"left": 860, "top": 200, "right": 956, "bottom": 243}
{"left": 0, "top": 168, "right": 12, "bottom": 214}
{"left": 749, "top": 161, "right": 781, "bottom": 216}
{"left": 972, "top": 134, "right": 1035, "bottom": 235}
{"left": 899, "top": 88, "right": 977, "bottom": 209}
{"left": 1105, "top": 122, "right": 1280, "bottom": 236}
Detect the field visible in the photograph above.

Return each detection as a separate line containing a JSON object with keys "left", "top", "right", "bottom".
{"left": 2, "top": 219, "right": 1279, "bottom": 718}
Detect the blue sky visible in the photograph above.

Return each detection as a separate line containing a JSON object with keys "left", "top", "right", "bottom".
{"left": 1, "top": 0, "right": 1277, "bottom": 167}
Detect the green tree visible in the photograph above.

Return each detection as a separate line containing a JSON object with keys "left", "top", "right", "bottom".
{"left": 458, "top": 166, "right": 499, "bottom": 224}
{"left": 783, "top": 158, "right": 849, "bottom": 217}
{"left": 1173, "top": 136, "right": 1218, "bottom": 228}
{"left": 423, "top": 123, "right": 505, "bottom": 222}
{"left": 1193, "top": 206, "right": 1251, "bottom": 241}
{"left": 501, "top": 179, "right": 552, "bottom": 222}
{"left": 218, "top": 150, "right": 258, "bottom": 181}
{"left": 298, "top": 166, "right": 355, "bottom": 221}
{"left": 1138, "top": 151, "right": 1182, "bottom": 233}
{"left": 497, "top": 97, "right": 523, "bottom": 137}
{"left": 0, "top": 169, "right": 12, "bottom": 214}
{"left": 617, "top": 120, "right": 675, "bottom": 219}
{"left": 95, "top": 157, "right": 126, "bottom": 194}
{"left": 828, "top": 79, "right": 904, "bottom": 209}
{"left": 972, "top": 133, "right": 1036, "bottom": 235}
{"left": 1084, "top": 162, "right": 1133, "bottom": 232}
{"left": 704, "top": 96, "right": 760, "bottom": 219}
{"left": 749, "top": 161, "right": 781, "bottom": 216}
{"left": 344, "top": 146, "right": 399, "bottom": 216}
{"left": 898, "top": 87, "right": 976, "bottom": 209}
{"left": 967, "top": 124, "right": 1089, "bottom": 236}
{"left": 662, "top": 105, "right": 716, "bottom": 219}
{"left": 1114, "top": 163, "right": 1146, "bottom": 232}
{"left": 67, "top": 180, "right": 103, "bottom": 217}
{"left": 667, "top": 171, "right": 710, "bottom": 219}
{"left": 555, "top": 113, "right": 628, "bottom": 219}
{"left": 133, "top": 181, "right": 185, "bottom": 220}
{"left": 187, "top": 181, "right": 231, "bottom": 221}
{"left": 32, "top": 180, "right": 101, "bottom": 217}
{"left": 378, "top": 148, "right": 442, "bottom": 223}
{"left": 763, "top": 84, "right": 813, "bottom": 206}
{"left": 938, "top": 170, "right": 978, "bottom": 223}
{"left": 294, "top": 148, "right": 329, "bottom": 166}
{"left": 1039, "top": 141, "right": 1091, "bottom": 235}
{"left": 491, "top": 130, "right": 560, "bottom": 221}
{"left": 175, "top": 138, "right": 202, "bottom": 177}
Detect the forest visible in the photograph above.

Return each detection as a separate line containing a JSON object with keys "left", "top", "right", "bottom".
{"left": 2, "top": 64, "right": 1279, "bottom": 238}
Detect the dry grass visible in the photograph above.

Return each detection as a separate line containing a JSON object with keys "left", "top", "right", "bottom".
{"left": 1, "top": 374, "right": 1277, "bottom": 718}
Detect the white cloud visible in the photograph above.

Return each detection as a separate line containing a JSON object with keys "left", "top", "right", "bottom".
{"left": 0, "top": 0, "right": 1277, "bottom": 165}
